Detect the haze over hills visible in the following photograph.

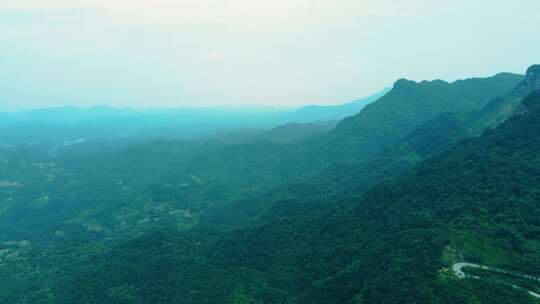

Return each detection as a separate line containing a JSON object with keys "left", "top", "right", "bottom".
{"left": 2, "top": 0, "right": 540, "bottom": 302}
{"left": 0, "top": 88, "right": 388, "bottom": 145}
{"left": 283, "top": 87, "right": 390, "bottom": 123}
{"left": 1, "top": 65, "right": 540, "bottom": 303}
{"left": 195, "top": 89, "right": 540, "bottom": 304}
{"left": 202, "top": 68, "right": 539, "bottom": 229}
{"left": 0, "top": 69, "right": 529, "bottom": 241}
{"left": 329, "top": 72, "right": 525, "bottom": 160}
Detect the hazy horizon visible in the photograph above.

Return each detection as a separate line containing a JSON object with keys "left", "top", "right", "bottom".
{"left": 3, "top": 3, "right": 540, "bottom": 302}
{"left": 2, "top": 0, "right": 539, "bottom": 111}
{"left": 1, "top": 86, "right": 396, "bottom": 113}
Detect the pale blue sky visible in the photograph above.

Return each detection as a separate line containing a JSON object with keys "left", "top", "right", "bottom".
{"left": 1, "top": 0, "right": 539, "bottom": 111}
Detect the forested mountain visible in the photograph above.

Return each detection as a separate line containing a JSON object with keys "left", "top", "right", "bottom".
{"left": 5, "top": 86, "right": 540, "bottom": 304}
{"left": 327, "top": 72, "right": 524, "bottom": 160}
{"left": 168, "top": 72, "right": 525, "bottom": 201}
{"left": 201, "top": 69, "right": 539, "bottom": 229}
{"left": 0, "top": 67, "right": 538, "bottom": 303}
{"left": 475, "top": 65, "right": 540, "bottom": 128}
{"left": 0, "top": 70, "right": 527, "bottom": 244}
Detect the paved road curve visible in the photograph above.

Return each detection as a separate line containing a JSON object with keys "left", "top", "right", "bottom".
{"left": 452, "top": 262, "right": 540, "bottom": 299}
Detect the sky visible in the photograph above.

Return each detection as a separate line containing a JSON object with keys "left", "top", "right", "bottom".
{"left": 1, "top": 0, "right": 539, "bottom": 111}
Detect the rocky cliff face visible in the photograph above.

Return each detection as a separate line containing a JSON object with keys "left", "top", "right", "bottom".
{"left": 511, "top": 65, "right": 540, "bottom": 94}
{"left": 325, "top": 72, "right": 524, "bottom": 162}
{"left": 524, "top": 65, "right": 540, "bottom": 91}
{"left": 476, "top": 65, "right": 539, "bottom": 127}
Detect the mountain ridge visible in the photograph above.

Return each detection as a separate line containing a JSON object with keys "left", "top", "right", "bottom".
{"left": 34, "top": 89, "right": 540, "bottom": 304}
{"left": 1, "top": 67, "right": 538, "bottom": 304}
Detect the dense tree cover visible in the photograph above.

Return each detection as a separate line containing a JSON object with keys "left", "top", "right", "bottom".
{"left": 8, "top": 90, "right": 540, "bottom": 303}
{"left": 330, "top": 73, "right": 524, "bottom": 160}
{"left": 1, "top": 72, "right": 521, "bottom": 245}
{"left": 0, "top": 70, "right": 538, "bottom": 303}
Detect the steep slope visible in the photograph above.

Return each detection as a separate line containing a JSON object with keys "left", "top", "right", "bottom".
{"left": 8, "top": 90, "right": 540, "bottom": 303}
{"left": 201, "top": 71, "right": 535, "bottom": 229}
{"left": 200, "top": 85, "right": 537, "bottom": 231}
{"left": 327, "top": 72, "right": 524, "bottom": 160}
{"left": 475, "top": 65, "right": 540, "bottom": 128}
{"left": 0, "top": 69, "right": 532, "bottom": 304}
{"left": 245, "top": 90, "right": 540, "bottom": 303}
{"left": 204, "top": 89, "right": 540, "bottom": 303}
{"left": 286, "top": 88, "right": 390, "bottom": 123}
{"left": 0, "top": 70, "right": 523, "bottom": 244}
{"left": 312, "top": 67, "right": 539, "bottom": 196}
{"left": 183, "top": 72, "right": 524, "bottom": 185}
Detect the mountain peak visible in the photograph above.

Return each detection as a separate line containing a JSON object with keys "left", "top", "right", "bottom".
{"left": 393, "top": 78, "right": 452, "bottom": 90}
{"left": 393, "top": 78, "right": 415, "bottom": 86}
{"left": 525, "top": 64, "right": 540, "bottom": 91}
{"left": 526, "top": 64, "right": 540, "bottom": 75}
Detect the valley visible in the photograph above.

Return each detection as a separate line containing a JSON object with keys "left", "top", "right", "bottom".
{"left": 1, "top": 65, "right": 539, "bottom": 303}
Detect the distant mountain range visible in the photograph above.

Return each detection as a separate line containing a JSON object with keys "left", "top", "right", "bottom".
{"left": 283, "top": 87, "right": 390, "bottom": 123}
{"left": 2, "top": 66, "right": 540, "bottom": 303}
{"left": 0, "top": 88, "right": 388, "bottom": 144}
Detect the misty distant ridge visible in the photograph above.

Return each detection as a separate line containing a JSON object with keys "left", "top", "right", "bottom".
{"left": 0, "top": 88, "right": 388, "bottom": 144}
{"left": 2, "top": 64, "right": 540, "bottom": 303}
{"left": 0, "top": 70, "right": 526, "bottom": 145}
{"left": 1, "top": 0, "right": 538, "bottom": 300}
{"left": 0, "top": 88, "right": 388, "bottom": 128}
{"left": 2, "top": 87, "right": 390, "bottom": 124}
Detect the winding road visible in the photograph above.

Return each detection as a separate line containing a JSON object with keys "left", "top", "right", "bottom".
{"left": 452, "top": 262, "right": 540, "bottom": 299}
